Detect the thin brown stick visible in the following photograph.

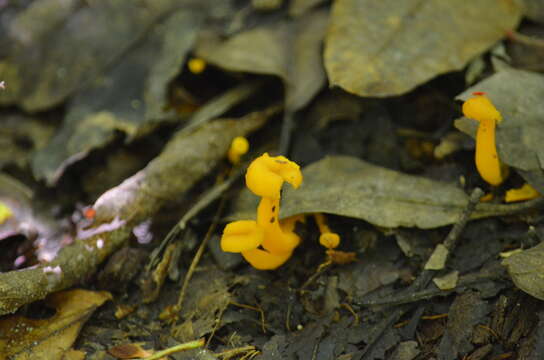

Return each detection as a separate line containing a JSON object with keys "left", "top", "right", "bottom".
{"left": 175, "top": 197, "right": 227, "bottom": 311}
{"left": 229, "top": 301, "right": 267, "bottom": 334}
{"left": 506, "top": 30, "right": 544, "bottom": 49}
{"left": 215, "top": 345, "right": 257, "bottom": 359}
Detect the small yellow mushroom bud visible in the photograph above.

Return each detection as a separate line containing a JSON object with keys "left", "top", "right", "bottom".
{"left": 228, "top": 136, "right": 250, "bottom": 165}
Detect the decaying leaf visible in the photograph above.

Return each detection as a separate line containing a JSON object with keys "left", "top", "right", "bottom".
{"left": 0, "top": 0, "right": 188, "bottom": 111}
{"left": 108, "top": 343, "right": 153, "bottom": 359}
{"left": 31, "top": 8, "right": 204, "bottom": 185}
{"left": 172, "top": 268, "right": 232, "bottom": 342}
{"left": 324, "top": 0, "right": 522, "bottom": 97}
{"left": 437, "top": 292, "right": 489, "bottom": 359}
{"left": 502, "top": 242, "right": 544, "bottom": 301}
{"left": 229, "top": 155, "right": 526, "bottom": 229}
{"left": 289, "top": 0, "right": 328, "bottom": 17}
{"left": 0, "top": 289, "right": 111, "bottom": 360}
{"left": 433, "top": 271, "right": 460, "bottom": 291}
{"left": 455, "top": 68, "right": 544, "bottom": 193}
{"left": 195, "top": 9, "right": 328, "bottom": 111}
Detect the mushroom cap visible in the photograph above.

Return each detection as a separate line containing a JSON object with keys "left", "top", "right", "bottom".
{"left": 319, "top": 233, "right": 340, "bottom": 249}
{"left": 245, "top": 153, "right": 303, "bottom": 199}
{"left": 462, "top": 94, "right": 502, "bottom": 123}
{"left": 221, "top": 220, "right": 265, "bottom": 252}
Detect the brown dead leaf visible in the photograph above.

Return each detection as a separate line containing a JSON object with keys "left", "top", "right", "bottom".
{"left": 502, "top": 242, "right": 544, "bottom": 301}
{"left": 0, "top": 289, "right": 111, "bottom": 360}
{"left": 0, "top": 0, "right": 187, "bottom": 111}
{"left": 195, "top": 9, "right": 328, "bottom": 111}
{"left": 61, "top": 349, "right": 86, "bottom": 360}
{"left": 108, "top": 343, "right": 153, "bottom": 359}
{"left": 325, "top": 0, "right": 522, "bottom": 97}
{"left": 31, "top": 7, "right": 204, "bottom": 185}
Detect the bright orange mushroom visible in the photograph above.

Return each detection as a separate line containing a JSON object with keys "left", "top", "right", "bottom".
{"left": 228, "top": 136, "right": 249, "bottom": 165}
{"left": 462, "top": 92, "right": 507, "bottom": 186}
{"left": 314, "top": 213, "right": 340, "bottom": 249}
{"left": 221, "top": 220, "right": 264, "bottom": 252}
{"left": 220, "top": 153, "right": 303, "bottom": 270}
{"left": 505, "top": 183, "right": 541, "bottom": 202}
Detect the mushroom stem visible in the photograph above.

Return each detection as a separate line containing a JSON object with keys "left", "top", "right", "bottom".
{"left": 475, "top": 117, "right": 503, "bottom": 186}
{"left": 314, "top": 213, "right": 340, "bottom": 249}
{"left": 462, "top": 93, "right": 507, "bottom": 186}
{"left": 257, "top": 197, "right": 300, "bottom": 254}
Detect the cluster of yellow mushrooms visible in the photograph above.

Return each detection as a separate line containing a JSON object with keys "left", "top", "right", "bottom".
{"left": 220, "top": 92, "right": 539, "bottom": 270}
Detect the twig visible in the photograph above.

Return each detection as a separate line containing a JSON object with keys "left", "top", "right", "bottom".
{"left": 506, "top": 30, "right": 544, "bottom": 49}
{"left": 299, "top": 260, "right": 332, "bottom": 293}
{"left": 175, "top": 196, "right": 227, "bottom": 311}
{"left": 356, "top": 187, "right": 483, "bottom": 307}
{"left": 146, "top": 170, "right": 242, "bottom": 272}
{"left": 229, "top": 301, "right": 267, "bottom": 334}
{"left": 356, "top": 261, "right": 504, "bottom": 307}
{"left": 410, "top": 187, "right": 483, "bottom": 290}
{"left": 142, "top": 338, "right": 205, "bottom": 360}
{"left": 214, "top": 345, "right": 257, "bottom": 359}
{"left": 181, "top": 81, "right": 264, "bottom": 135}
{"left": 475, "top": 196, "right": 544, "bottom": 216}
{"left": 444, "top": 187, "right": 483, "bottom": 251}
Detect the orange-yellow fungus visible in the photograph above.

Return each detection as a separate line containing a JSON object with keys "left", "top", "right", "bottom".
{"left": 228, "top": 136, "right": 249, "bottom": 164}
{"left": 257, "top": 197, "right": 300, "bottom": 254}
{"left": 220, "top": 153, "right": 303, "bottom": 269}
{"left": 245, "top": 153, "right": 302, "bottom": 200}
{"left": 462, "top": 92, "right": 507, "bottom": 186}
{"left": 188, "top": 58, "right": 206, "bottom": 74}
{"left": 221, "top": 220, "right": 264, "bottom": 252}
{"left": 241, "top": 248, "right": 293, "bottom": 270}
{"left": 0, "top": 202, "right": 12, "bottom": 224}
{"left": 314, "top": 213, "right": 340, "bottom": 249}
{"left": 505, "top": 183, "right": 541, "bottom": 203}
{"left": 479, "top": 193, "right": 494, "bottom": 203}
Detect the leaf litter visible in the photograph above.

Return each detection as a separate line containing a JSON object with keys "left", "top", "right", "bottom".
{"left": 2, "top": 1, "right": 544, "bottom": 359}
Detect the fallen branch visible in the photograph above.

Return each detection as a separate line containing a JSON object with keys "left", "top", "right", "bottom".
{"left": 0, "top": 109, "right": 274, "bottom": 316}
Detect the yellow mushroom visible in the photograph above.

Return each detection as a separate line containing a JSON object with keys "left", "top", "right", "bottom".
{"left": 462, "top": 92, "right": 507, "bottom": 186}
{"left": 220, "top": 153, "right": 303, "bottom": 270}
{"left": 221, "top": 220, "right": 264, "bottom": 252}
{"left": 228, "top": 136, "right": 250, "bottom": 165}
{"left": 314, "top": 213, "right": 340, "bottom": 249}
{"left": 188, "top": 57, "right": 206, "bottom": 74}
{"left": 0, "top": 202, "right": 13, "bottom": 224}
{"left": 505, "top": 183, "right": 541, "bottom": 202}
{"left": 241, "top": 248, "right": 293, "bottom": 270}
{"left": 245, "top": 153, "right": 302, "bottom": 200}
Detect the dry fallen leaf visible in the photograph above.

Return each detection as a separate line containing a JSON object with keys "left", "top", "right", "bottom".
{"left": 502, "top": 242, "right": 544, "bottom": 301}
{"left": 31, "top": 8, "right": 204, "bottom": 185}
{"left": 195, "top": 9, "right": 328, "bottom": 112}
{"left": 0, "top": 289, "right": 111, "bottom": 360}
{"left": 108, "top": 343, "right": 153, "bottom": 359}
{"left": 0, "top": 0, "right": 186, "bottom": 111}
{"left": 325, "top": 0, "right": 521, "bottom": 97}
